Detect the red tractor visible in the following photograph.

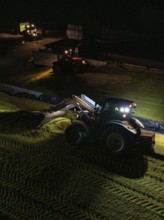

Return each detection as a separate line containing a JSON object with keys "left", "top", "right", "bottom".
{"left": 52, "top": 56, "right": 91, "bottom": 75}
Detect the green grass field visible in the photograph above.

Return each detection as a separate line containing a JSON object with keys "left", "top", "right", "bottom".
{"left": 0, "top": 91, "right": 164, "bottom": 220}
{"left": 76, "top": 64, "right": 164, "bottom": 123}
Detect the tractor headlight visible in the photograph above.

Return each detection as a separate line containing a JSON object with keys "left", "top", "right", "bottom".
{"left": 120, "top": 107, "right": 130, "bottom": 113}
{"left": 125, "top": 107, "right": 130, "bottom": 113}
{"left": 132, "top": 103, "right": 136, "bottom": 108}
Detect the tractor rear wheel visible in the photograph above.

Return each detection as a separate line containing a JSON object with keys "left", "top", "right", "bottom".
{"left": 65, "top": 121, "right": 89, "bottom": 145}
{"left": 101, "top": 125, "right": 133, "bottom": 157}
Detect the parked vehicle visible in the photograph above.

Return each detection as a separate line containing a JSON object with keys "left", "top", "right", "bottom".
{"left": 22, "top": 23, "right": 39, "bottom": 41}
{"left": 52, "top": 56, "right": 91, "bottom": 75}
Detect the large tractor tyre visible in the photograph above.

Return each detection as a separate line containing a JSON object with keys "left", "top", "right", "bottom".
{"left": 65, "top": 121, "right": 89, "bottom": 145}
{"left": 100, "top": 125, "right": 134, "bottom": 157}
{"left": 53, "top": 63, "right": 62, "bottom": 75}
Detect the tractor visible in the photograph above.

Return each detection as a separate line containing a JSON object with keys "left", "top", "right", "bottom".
{"left": 47, "top": 94, "right": 154, "bottom": 157}
{"left": 52, "top": 56, "right": 91, "bottom": 75}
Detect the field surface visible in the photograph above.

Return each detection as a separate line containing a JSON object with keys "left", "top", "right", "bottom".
{"left": 0, "top": 44, "right": 164, "bottom": 219}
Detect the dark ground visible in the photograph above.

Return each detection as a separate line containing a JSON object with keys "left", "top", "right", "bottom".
{"left": 1, "top": 32, "right": 164, "bottom": 64}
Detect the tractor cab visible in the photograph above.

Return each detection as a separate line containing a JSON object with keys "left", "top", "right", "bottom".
{"left": 99, "top": 97, "right": 136, "bottom": 123}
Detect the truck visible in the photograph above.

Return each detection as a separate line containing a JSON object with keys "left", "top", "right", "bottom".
{"left": 22, "top": 23, "right": 39, "bottom": 41}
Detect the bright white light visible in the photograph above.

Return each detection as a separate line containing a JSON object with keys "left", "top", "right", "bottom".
{"left": 120, "top": 107, "right": 124, "bottom": 112}
{"left": 82, "top": 60, "right": 87, "bottom": 64}
{"left": 125, "top": 107, "right": 130, "bottom": 113}
{"left": 120, "top": 107, "right": 130, "bottom": 113}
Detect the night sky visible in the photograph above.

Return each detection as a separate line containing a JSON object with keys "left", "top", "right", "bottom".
{"left": 0, "top": 0, "right": 164, "bottom": 33}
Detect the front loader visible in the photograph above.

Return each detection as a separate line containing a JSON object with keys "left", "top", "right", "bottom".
{"left": 39, "top": 94, "right": 155, "bottom": 157}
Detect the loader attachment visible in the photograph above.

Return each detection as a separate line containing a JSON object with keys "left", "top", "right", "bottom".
{"left": 50, "top": 95, "right": 96, "bottom": 113}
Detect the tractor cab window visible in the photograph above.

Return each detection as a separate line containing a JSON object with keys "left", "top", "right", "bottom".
{"left": 100, "top": 102, "right": 119, "bottom": 121}
{"left": 102, "top": 102, "right": 118, "bottom": 113}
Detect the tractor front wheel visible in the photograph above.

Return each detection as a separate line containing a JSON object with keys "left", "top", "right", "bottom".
{"left": 65, "top": 121, "right": 89, "bottom": 145}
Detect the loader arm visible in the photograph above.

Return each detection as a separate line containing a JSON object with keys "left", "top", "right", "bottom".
{"left": 50, "top": 95, "right": 96, "bottom": 113}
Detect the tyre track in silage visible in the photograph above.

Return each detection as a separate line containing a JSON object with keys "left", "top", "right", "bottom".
{"left": 0, "top": 137, "right": 111, "bottom": 220}
{"left": 0, "top": 135, "right": 164, "bottom": 219}
{"left": 42, "top": 139, "right": 164, "bottom": 218}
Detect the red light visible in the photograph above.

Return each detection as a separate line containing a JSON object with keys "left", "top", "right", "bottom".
{"left": 71, "top": 57, "right": 83, "bottom": 61}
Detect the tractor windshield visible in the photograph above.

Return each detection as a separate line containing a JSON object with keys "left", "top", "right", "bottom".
{"left": 101, "top": 99, "right": 135, "bottom": 121}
